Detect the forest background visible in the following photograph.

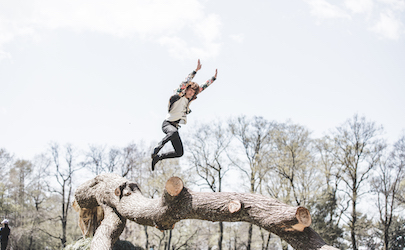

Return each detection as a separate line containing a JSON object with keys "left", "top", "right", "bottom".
{"left": 1, "top": 114, "right": 405, "bottom": 250}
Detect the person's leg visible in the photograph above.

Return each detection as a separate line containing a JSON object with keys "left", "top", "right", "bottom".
{"left": 159, "top": 130, "right": 184, "bottom": 160}
{"left": 152, "top": 120, "right": 181, "bottom": 170}
{"left": 152, "top": 120, "right": 178, "bottom": 157}
{"left": 1, "top": 241, "right": 7, "bottom": 250}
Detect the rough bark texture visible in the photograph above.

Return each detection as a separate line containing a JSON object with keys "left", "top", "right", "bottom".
{"left": 74, "top": 173, "right": 338, "bottom": 250}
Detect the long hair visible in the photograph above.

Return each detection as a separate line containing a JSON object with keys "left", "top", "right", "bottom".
{"left": 187, "top": 82, "right": 200, "bottom": 98}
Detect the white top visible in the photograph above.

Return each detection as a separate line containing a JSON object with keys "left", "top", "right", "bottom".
{"left": 166, "top": 96, "right": 189, "bottom": 124}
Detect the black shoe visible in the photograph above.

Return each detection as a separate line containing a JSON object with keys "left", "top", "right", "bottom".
{"left": 151, "top": 155, "right": 160, "bottom": 171}
{"left": 152, "top": 147, "right": 159, "bottom": 157}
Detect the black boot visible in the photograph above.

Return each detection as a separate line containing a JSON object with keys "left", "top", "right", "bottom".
{"left": 151, "top": 154, "right": 160, "bottom": 171}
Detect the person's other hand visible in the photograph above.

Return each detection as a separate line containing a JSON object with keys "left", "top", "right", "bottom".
{"left": 195, "top": 59, "right": 202, "bottom": 72}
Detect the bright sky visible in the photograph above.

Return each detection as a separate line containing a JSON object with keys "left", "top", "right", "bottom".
{"left": 1, "top": 0, "right": 404, "bottom": 160}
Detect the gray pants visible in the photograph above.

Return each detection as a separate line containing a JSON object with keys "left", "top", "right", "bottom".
{"left": 153, "top": 120, "right": 184, "bottom": 160}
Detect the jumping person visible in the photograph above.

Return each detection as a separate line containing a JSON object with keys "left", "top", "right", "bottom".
{"left": 0, "top": 219, "right": 10, "bottom": 250}
{"left": 151, "top": 59, "right": 218, "bottom": 171}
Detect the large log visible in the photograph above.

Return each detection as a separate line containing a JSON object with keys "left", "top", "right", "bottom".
{"left": 74, "top": 173, "right": 338, "bottom": 250}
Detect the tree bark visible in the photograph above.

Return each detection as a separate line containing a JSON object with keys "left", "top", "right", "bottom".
{"left": 74, "top": 173, "right": 338, "bottom": 250}
{"left": 265, "top": 232, "right": 271, "bottom": 249}
{"left": 247, "top": 223, "right": 253, "bottom": 250}
{"left": 218, "top": 221, "right": 223, "bottom": 250}
{"left": 144, "top": 225, "right": 149, "bottom": 250}
{"left": 167, "top": 229, "right": 172, "bottom": 250}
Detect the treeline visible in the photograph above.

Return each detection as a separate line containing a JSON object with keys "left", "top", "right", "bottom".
{"left": 0, "top": 114, "right": 404, "bottom": 250}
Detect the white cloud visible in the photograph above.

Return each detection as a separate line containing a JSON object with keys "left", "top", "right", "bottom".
{"left": 304, "top": 0, "right": 405, "bottom": 40}
{"left": 0, "top": 107, "right": 7, "bottom": 115}
{"left": 377, "top": 0, "right": 405, "bottom": 11}
{"left": 0, "top": 0, "right": 222, "bottom": 59}
{"left": 158, "top": 35, "right": 221, "bottom": 60}
{"left": 230, "top": 34, "right": 245, "bottom": 43}
{"left": 0, "top": 50, "right": 11, "bottom": 61}
{"left": 305, "top": 0, "right": 351, "bottom": 20}
{"left": 158, "top": 36, "right": 189, "bottom": 59}
{"left": 371, "top": 10, "right": 404, "bottom": 39}
{"left": 157, "top": 13, "right": 222, "bottom": 60}
{"left": 31, "top": 0, "right": 204, "bottom": 36}
{"left": 345, "top": 0, "right": 374, "bottom": 14}
{"left": 195, "top": 14, "right": 222, "bottom": 43}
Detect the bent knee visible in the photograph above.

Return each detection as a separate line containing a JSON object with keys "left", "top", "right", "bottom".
{"left": 175, "top": 147, "right": 184, "bottom": 157}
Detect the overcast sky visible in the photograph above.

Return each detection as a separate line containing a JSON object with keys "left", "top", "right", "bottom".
{"left": 1, "top": 0, "right": 404, "bottom": 160}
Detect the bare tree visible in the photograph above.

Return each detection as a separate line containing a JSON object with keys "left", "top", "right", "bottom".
{"left": 0, "top": 148, "right": 13, "bottom": 217}
{"left": 106, "top": 147, "right": 121, "bottom": 173}
{"left": 28, "top": 154, "right": 51, "bottom": 212}
{"left": 271, "top": 121, "right": 317, "bottom": 207}
{"left": 266, "top": 121, "right": 320, "bottom": 250}
{"left": 391, "top": 135, "right": 405, "bottom": 205}
{"left": 187, "top": 121, "right": 232, "bottom": 250}
{"left": 372, "top": 135, "right": 405, "bottom": 250}
{"left": 25, "top": 154, "right": 52, "bottom": 249}
{"left": 331, "top": 114, "right": 386, "bottom": 250}
{"left": 49, "top": 143, "right": 82, "bottom": 247}
{"left": 311, "top": 138, "right": 345, "bottom": 247}
{"left": 85, "top": 144, "right": 139, "bottom": 176}
{"left": 229, "top": 116, "right": 275, "bottom": 250}
{"left": 85, "top": 144, "right": 106, "bottom": 175}
{"left": 0, "top": 148, "right": 13, "bottom": 178}
{"left": 314, "top": 138, "right": 341, "bottom": 196}
{"left": 120, "top": 143, "right": 146, "bottom": 178}
{"left": 5, "top": 157, "right": 33, "bottom": 249}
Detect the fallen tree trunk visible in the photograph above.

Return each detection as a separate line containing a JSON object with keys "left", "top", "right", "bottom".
{"left": 74, "top": 173, "right": 338, "bottom": 250}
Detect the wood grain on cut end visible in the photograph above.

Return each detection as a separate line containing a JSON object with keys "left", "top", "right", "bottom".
{"left": 165, "top": 177, "right": 184, "bottom": 196}
{"left": 228, "top": 200, "right": 241, "bottom": 213}
{"left": 291, "top": 207, "right": 312, "bottom": 231}
{"left": 114, "top": 187, "right": 121, "bottom": 196}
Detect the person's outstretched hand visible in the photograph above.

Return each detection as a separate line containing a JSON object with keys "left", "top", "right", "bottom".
{"left": 195, "top": 59, "right": 202, "bottom": 72}
{"left": 214, "top": 69, "right": 218, "bottom": 79}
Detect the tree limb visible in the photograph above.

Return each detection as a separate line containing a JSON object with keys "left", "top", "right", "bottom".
{"left": 74, "top": 173, "right": 338, "bottom": 250}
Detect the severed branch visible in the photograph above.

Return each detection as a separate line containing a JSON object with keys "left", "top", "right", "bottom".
{"left": 74, "top": 173, "right": 337, "bottom": 250}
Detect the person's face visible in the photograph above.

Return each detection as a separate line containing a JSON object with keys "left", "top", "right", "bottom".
{"left": 185, "top": 87, "right": 195, "bottom": 99}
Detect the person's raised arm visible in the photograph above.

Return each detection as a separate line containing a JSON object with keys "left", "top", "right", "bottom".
{"left": 175, "top": 59, "right": 202, "bottom": 95}
{"left": 199, "top": 68, "right": 218, "bottom": 93}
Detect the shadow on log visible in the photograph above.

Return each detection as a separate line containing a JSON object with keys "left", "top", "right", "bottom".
{"left": 64, "top": 238, "right": 143, "bottom": 250}
{"left": 74, "top": 173, "right": 338, "bottom": 250}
